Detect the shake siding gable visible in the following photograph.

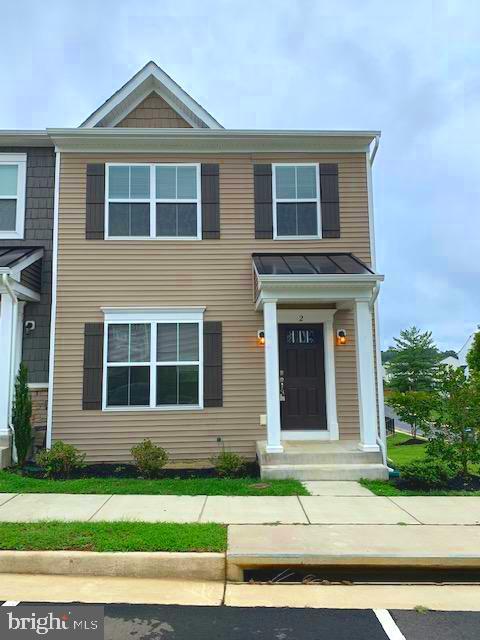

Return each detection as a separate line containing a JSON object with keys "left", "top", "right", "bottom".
{"left": 53, "top": 152, "right": 371, "bottom": 462}
{"left": 115, "top": 92, "right": 192, "bottom": 128}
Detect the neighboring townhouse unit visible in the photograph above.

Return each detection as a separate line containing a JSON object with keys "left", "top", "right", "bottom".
{"left": 0, "top": 138, "right": 55, "bottom": 466}
{"left": 0, "top": 62, "right": 387, "bottom": 479}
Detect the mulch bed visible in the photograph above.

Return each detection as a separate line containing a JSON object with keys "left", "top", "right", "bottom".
{"left": 17, "top": 460, "right": 260, "bottom": 480}
{"left": 394, "top": 474, "right": 480, "bottom": 492}
{"left": 398, "top": 438, "right": 426, "bottom": 446}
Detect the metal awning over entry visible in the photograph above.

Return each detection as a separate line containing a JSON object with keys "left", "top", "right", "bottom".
{"left": 252, "top": 253, "right": 383, "bottom": 309}
{"left": 253, "top": 252, "right": 374, "bottom": 275}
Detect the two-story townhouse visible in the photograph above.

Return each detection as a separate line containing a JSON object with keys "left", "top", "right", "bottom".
{"left": 0, "top": 62, "right": 387, "bottom": 479}
{"left": 0, "top": 133, "right": 55, "bottom": 466}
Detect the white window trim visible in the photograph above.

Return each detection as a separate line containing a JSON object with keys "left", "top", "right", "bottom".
{"left": 0, "top": 153, "right": 26, "bottom": 240}
{"left": 272, "top": 162, "right": 322, "bottom": 241}
{"left": 102, "top": 308, "right": 204, "bottom": 412}
{"left": 105, "top": 162, "right": 202, "bottom": 241}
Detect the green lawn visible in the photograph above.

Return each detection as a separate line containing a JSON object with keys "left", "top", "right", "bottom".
{"left": 0, "top": 471, "right": 308, "bottom": 496}
{"left": 362, "top": 431, "right": 480, "bottom": 496}
{"left": 387, "top": 431, "right": 427, "bottom": 468}
{"left": 0, "top": 521, "right": 227, "bottom": 552}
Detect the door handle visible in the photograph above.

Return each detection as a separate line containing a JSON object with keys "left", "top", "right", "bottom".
{"left": 279, "top": 375, "right": 285, "bottom": 401}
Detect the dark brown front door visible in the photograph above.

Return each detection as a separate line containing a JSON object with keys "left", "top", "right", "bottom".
{"left": 278, "top": 324, "right": 327, "bottom": 430}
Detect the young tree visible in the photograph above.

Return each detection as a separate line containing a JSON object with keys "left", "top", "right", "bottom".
{"left": 466, "top": 328, "right": 480, "bottom": 375}
{"left": 386, "top": 326, "right": 441, "bottom": 392}
{"left": 388, "top": 390, "right": 435, "bottom": 441}
{"left": 426, "top": 366, "right": 480, "bottom": 477}
{"left": 11, "top": 363, "right": 32, "bottom": 467}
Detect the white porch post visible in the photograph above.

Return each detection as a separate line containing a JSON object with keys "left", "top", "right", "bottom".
{"left": 263, "top": 299, "right": 283, "bottom": 453}
{"left": 354, "top": 299, "right": 380, "bottom": 452}
{"left": 0, "top": 294, "right": 17, "bottom": 437}
{"left": 323, "top": 318, "right": 339, "bottom": 440}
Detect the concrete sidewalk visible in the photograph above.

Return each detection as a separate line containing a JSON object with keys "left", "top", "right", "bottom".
{"left": 1, "top": 488, "right": 480, "bottom": 525}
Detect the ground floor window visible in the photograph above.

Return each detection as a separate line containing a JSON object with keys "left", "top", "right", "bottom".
{"left": 104, "top": 311, "right": 203, "bottom": 410}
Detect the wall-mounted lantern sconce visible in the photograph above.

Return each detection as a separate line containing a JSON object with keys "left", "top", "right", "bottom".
{"left": 257, "top": 329, "right": 265, "bottom": 346}
{"left": 336, "top": 329, "right": 347, "bottom": 346}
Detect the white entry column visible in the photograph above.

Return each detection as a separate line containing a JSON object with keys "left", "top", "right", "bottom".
{"left": 323, "top": 317, "right": 339, "bottom": 440}
{"left": 354, "top": 299, "right": 380, "bottom": 452}
{"left": 263, "top": 299, "right": 283, "bottom": 453}
{"left": 0, "top": 293, "right": 17, "bottom": 437}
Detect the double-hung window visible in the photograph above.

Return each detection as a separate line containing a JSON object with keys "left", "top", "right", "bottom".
{"left": 104, "top": 311, "right": 203, "bottom": 410}
{"left": 156, "top": 165, "right": 200, "bottom": 238}
{"left": 273, "top": 164, "right": 321, "bottom": 239}
{"left": 107, "top": 165, "right": 151, "bottom": 237}
{"left": 156, "top": 322, "right": 200, "bottom": 406}
{"left": 106, "top": 163, "right": 201, "bottom": 239}
{"left": 0, "top": 153, "right": 26, "bottom": 239}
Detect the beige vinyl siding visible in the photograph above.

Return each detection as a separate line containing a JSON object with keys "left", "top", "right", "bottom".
{"left": 116, "top": 93, "right": 192, "bottom": 128}
{"left": 53, "top": 152, "right": 371, "bottom": 462}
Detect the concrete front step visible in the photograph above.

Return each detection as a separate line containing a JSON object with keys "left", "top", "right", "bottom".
{"left": 261, "top": 463, "right": 389, "bottom": 481}
{"left": 256, "top": 440, "right": 388, "bottom": 481}
{"left": 260, "top": 450, "right": 382, "bottom": 466}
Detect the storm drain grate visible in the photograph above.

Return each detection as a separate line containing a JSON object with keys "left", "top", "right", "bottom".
{"left": 243, "top": 566, "right": 480, "bottom": 585}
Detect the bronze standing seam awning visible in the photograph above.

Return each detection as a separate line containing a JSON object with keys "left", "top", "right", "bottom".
{"left": 252, "top": 253, "right": 374, "bottom": 276}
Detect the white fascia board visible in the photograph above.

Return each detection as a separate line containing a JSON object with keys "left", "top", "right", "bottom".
{"left": 48, "top": 128, "right": 379, "bottom": 154}
{"left": 0, "top": 131, "right": 52, "bottom": 147}
{"left": 80, "top": 61, "right": 222, "bottom": 130}
{"left": 0, "top": 279, "right": 40, "bottom": 302}
{"left": 9, "top": 248, "right": 44, "bottom": 281}
{"left": 257, "top": 273, "right": 384, "bottom": 285}
{"left": 255, "top": 277, "right": 382, "bottom": 310}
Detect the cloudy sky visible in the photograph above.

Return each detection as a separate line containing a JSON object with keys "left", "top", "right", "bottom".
{"left": 1, "top": 0, "right": 477, "bottom": 351}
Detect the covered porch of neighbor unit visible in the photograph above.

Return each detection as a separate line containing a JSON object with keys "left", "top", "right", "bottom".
{"left": 0, "top": 247, "right": 44, "bottom": 467}
{"left": 252, "top": 253, "right": 388, "bottom": 480}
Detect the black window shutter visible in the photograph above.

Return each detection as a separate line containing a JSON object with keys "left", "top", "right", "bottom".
{"left": 86, "top": 164, "right": 105, "bottom": 240}
{"left": 203, "top": 321, "right": 223, "bottom": 407}
{"left": 201, "top": 164, "right": 220, "bottom": 239}
{"left": 83, "top": 323, "right": 104, "bottom": 410}
{"left": 254, "top": 164, "right": 273, "bottom": 239}
{"left": 319, "top": 164, "right": 340, "bottom": 238}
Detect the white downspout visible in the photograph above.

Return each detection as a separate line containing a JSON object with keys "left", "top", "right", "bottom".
{"left": 367, "top": 134, "right": 387, "bottom": 466}
{"left": 2, "top": 273, "right": 19, "bottom": 463}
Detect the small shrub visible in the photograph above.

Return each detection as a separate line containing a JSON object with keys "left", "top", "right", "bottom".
{"left": 37, "top": 441, "right": 86, "bottom": 479}
{"left": 400, "top": 458, "right": 457, "bottom": 488}
{"left": 212, "top": 450, "right": 246, "bottom": 478}
{"left": 131, "top": 439, "right": 168, "bottom": 478}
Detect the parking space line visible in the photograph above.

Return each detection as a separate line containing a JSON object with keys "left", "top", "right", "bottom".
{"left": 374, "top": 609, "right": 406, "bottom": 640}
{"left": 2, "top": 601, "right": 19, "bottom": 606}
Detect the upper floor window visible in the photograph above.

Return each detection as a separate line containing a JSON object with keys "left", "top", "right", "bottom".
{"left": 0, "top": 153, "right": 26, "bottom": 239}
{"left": 273, "top": 164, "right": 321, "bottom": 239}
{"left": 106, "top": 163, "right": 201, "bottom": 240}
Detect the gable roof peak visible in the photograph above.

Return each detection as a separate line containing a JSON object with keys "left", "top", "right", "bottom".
{"left": 80, "top": 61, "right": 222, "bottom": 130}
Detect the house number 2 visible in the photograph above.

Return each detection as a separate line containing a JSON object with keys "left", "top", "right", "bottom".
{"left": 297, "top": 315, "right": 304, "bottom": 322}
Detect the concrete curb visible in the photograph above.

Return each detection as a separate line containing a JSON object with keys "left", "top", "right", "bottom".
{"left": 0, "top": 551, "right": 225, "bottom": 582}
